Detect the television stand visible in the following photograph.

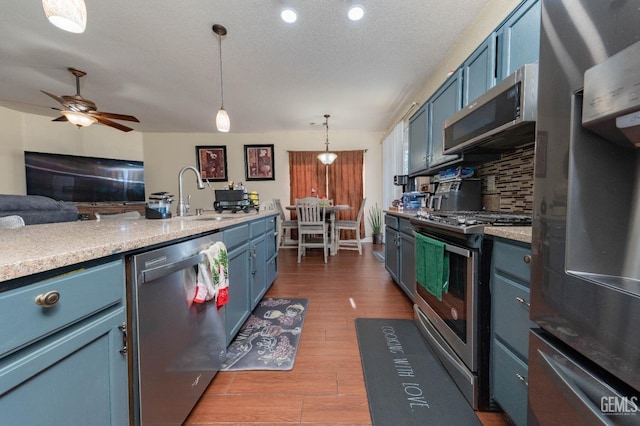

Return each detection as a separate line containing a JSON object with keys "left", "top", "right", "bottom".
{"left": 75, "top": 202, "right": 146, "bottom": 220}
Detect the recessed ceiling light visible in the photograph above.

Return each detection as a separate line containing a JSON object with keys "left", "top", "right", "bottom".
{"left": 348, "top": 5, "right": 365, "bottom": 21}
{"left": 281, "top": 8, "right": 297, "bottom": 23}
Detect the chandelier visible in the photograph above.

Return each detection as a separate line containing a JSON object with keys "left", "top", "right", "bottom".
{"left": 318, "top": 114, "right": 337, "bottom": 165}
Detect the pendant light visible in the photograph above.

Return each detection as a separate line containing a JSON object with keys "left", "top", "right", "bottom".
{"left": 42, "top": 0, "right": 87, "bottom": 33}
{"left": 318, "top": 114, "right": 337, "bottom": 165}
{"left": 213, "top": 24, "right": 230, "bottom": 132}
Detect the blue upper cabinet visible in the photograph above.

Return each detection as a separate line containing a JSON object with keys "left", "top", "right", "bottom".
{"left": 429, "top": 68, "right": 462, "bottom": 168}
{"left": 463, "top": 33, "right": 497, "bottom": 106}
{"left": 496, "top": 0, "right": 541, "bottom": 80}
{"left": 408, "top": 103, "right": 429, "bottom": 174}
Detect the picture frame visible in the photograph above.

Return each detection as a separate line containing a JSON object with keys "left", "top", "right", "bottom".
{"left": 195, "top": 146, "right": 228, "bottom": 182}
{"left": 244, "top": 144, "right": 275, "bottom": 181}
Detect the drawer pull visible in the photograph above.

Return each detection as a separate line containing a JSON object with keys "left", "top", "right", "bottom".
{"left": 516, "top": 373, "right": 529, "bottom": 386}
{"left": 515, "top": 296, "right": 530, "bottom": 308}
{"left": 35, "top": 290, "right": 60, "bottom": 308}
{"left": 523, "top": 254, "right": 531, "bottom": 264}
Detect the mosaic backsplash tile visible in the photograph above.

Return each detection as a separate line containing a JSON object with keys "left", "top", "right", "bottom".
{"left": 475, "top": 145, "right": 534, "bottom": 213}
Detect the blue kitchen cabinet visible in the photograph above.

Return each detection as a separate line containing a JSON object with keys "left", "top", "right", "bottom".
{"left": 408, "top": 103, "right": 429, "bottom": 174}
{"left": 0, "top": 260, "right": 128, "bottom": 426}
{"left": 384, "top": 214, "right": 400, "bottom": 283}
{"left": 496, "top": 0, "right": 541, "bottom": 81}
{"left": 490, "top": 238, "right": 536, "bottom": 426}
{"left": 428, "top": 68, "right": 462, "bottom": 168}
{"left": 398, "top": 218, "right": 415, "bottom": 301}
{"left": 463, "top": 33, "right": 497, "bottom": 106}
{"left": 265, "top": 215, "right": 278, "bottom": 291}
{"left": 224, "top": 215, "right": 279, "bottom": 345}
{"left": 384, "top": 214, "right": 415, "bottom": 301}
{"left": 224, "top": 223, "right": 251, "bottom": 345}
{"left": 249, "top": 218, "right": 267, "bottom": 309}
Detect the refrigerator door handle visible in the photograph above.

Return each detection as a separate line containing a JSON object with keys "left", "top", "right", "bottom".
{"left": 537, "top": 349, "right": 614, "bottom": 425}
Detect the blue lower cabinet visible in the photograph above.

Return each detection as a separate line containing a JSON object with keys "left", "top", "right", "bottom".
{"left": 490, "top": 238, "right": 533, "bottom": 425}
{"left": 0, "top": 260, "right": 128, "bottom": 426}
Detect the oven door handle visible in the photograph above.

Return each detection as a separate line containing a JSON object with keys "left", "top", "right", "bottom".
{"left": 412, "top": 231, "right": 472, "bottom": 258}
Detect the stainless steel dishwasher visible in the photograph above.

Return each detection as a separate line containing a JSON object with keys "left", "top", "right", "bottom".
{"left": 128, "top": 232, "right": 227, "bottom": 425}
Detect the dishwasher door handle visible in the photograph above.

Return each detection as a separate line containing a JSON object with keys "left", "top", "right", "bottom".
{"left": 139, "top": 253, "right": 205, "bottom": 283}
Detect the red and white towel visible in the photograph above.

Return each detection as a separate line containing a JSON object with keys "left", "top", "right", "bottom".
{"left": 195, "top": 241, "right": 229, "bottom": 310}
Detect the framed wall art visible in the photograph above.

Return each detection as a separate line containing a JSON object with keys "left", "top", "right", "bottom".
{"left": 244, "top": 144, "right": 275, "bottom": 181}
{"left": 196, "top": 145, "right": 228, "bottom": 182}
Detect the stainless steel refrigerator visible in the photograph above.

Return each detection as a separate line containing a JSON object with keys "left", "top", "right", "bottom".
{"left": 530, "top": 0, "right": 640, "bottom": 424}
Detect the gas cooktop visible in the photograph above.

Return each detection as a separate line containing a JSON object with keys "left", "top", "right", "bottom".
{"left": 411, "top": 210, "right": 532, "bottom": 234}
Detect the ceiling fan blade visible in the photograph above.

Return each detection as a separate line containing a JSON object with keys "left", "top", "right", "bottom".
{"left": 40, "top": 90, "right": 67, "bottom": 106}
{"left": 90, "top": 111, "right": 140, "bottom": 122}
{"left": 52, "top": 116, "right": 68, "bottom": 122}
{"left": 93, "top": 115, "right": 135, "bottom": 132}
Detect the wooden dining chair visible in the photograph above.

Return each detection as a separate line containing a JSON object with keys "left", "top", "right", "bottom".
{"left": 273, "top": 198, "right": 297, "bottom": 249}
{"left": 296, "top": 199, "right": 328, "bottom": 263}
{"left": 335, "top": 198, "right": 366, "bottom": 255}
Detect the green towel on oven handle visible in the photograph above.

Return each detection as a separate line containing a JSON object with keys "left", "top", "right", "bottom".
{"left": 415, "top": 233, "right": 450, "bottom": 301}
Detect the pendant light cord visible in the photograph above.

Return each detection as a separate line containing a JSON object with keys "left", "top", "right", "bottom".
{"left": 218, "top": 33, "right": 225, "bottom": 109}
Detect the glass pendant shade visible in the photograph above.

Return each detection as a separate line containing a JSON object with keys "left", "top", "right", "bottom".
{"left": 216, "top": 108, "right": 230, "bottom": 133}
{"left": 42, "top": 0, "right": 87, "bottom": 33}
{"left": 61, "top": 110, "right": 96, "bottom": 127}
{"left": 318, "top": 152, "right": 337, "bottom": 165}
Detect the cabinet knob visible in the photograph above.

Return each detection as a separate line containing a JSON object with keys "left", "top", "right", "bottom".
{"left": 515, "top": 296, "right": 530, "bottom": 308}
{"left": 523, "top": 254, "right": 531, "bottom": 264}
{"left": 35, "top": 290, "right": 60, "bottom": 308}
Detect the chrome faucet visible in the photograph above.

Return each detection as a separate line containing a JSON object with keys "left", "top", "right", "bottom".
{"left": 177, "top": 166, "right": 205, "bottom": 217}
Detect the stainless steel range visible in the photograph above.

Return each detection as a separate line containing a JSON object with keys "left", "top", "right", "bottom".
{"left": 410, "top": 211, "right": 531, "bottom": 411}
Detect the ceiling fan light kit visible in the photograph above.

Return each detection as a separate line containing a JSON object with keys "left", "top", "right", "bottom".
{"left": 42, "top": 0, "right": 87, "bottom": 33}
{"left": 213, "top": 24, "right": 230, "bottom": 132}
{"left": 41, "top": 67, "right": 139, "bottom": 132}
{"left": 61, "top": 110, "right": 96, "bottom": 127}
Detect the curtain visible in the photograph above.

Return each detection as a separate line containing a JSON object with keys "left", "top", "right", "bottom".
{"left": 289, "top": 150, "right": 365, "bottom": 238}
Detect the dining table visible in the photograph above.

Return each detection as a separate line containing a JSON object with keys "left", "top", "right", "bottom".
{"left": 286, "top": 204, "right": 352, "bottom": 255}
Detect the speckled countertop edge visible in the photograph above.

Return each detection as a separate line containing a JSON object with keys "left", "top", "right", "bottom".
{"left": 0, "top": 211, "right": 277, "bottom": 282}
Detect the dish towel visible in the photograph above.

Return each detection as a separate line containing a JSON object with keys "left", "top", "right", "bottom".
{"left": 415, "top": 233, "right": 450, "bottom": 301}
{"left": 195, "top": 241, "right": 229, "bottom": 310}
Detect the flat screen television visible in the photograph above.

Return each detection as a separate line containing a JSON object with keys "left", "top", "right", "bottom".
{"left": 25, "top": 151, "right": 145, "bottom": 203}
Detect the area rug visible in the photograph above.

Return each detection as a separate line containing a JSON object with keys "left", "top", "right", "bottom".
{"left": 371, "top": 251, "right": 385, "bottom": 263}
{"left": 355, "top": 318, "right": 481, "bottom": 426}
{"left": 221, "top": 298, "right": 308, "bottom": 371}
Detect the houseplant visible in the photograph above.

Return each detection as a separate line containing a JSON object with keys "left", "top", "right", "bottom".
{"left": 368, "top": 203, "right": 383, "bottom": 244}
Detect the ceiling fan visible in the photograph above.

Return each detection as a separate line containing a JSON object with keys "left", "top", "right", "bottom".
{"left": 41, "top": 67, "right": 139, "bottom": 132}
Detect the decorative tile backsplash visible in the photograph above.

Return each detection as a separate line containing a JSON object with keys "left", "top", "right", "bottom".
{"left": 475, "top": 145, "right": 534, "bottom": 213}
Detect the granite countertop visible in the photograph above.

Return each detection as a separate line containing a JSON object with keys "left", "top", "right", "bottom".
{"left": 0, "top": 210, "right": 277, "bottom": 283}
{"left": 385, "top": 209, "right": 532, "bottom": 244}
{"left": 484, "top": 226, "right": 532, "bottom": 244}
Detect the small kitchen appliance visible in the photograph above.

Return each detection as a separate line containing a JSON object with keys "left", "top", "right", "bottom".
{"left": 213, "top": 189, "right": 258, "bottom": 213}
{"left": 429, "top": 178, "right": 481, "bottom": 211}
{"left": 402, "top": 191, "right": 426, "bottom": 210}
{"left": 146, "top": 192, "right": 173, "bottom": 219}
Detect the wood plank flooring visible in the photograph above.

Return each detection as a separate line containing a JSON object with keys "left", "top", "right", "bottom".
{"left": 185, "top": 243, "right": 509, "bottom": 425}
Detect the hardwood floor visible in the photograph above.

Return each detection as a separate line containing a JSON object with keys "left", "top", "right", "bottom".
{"left": 185, "top": 243, "right": 509, "bottom": 425}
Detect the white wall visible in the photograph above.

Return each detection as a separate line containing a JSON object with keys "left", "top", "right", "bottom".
{"left": 142, "top": 130, "right": 383, "bottom": 235}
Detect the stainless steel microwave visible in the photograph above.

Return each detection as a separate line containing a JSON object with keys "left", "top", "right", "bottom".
{"left": 443, "top": 63, "right": 538, "bottom": 154}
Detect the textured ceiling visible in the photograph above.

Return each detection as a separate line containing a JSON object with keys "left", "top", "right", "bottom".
{"left": 0, "top": 1, "right": 490, "bottom": 133}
